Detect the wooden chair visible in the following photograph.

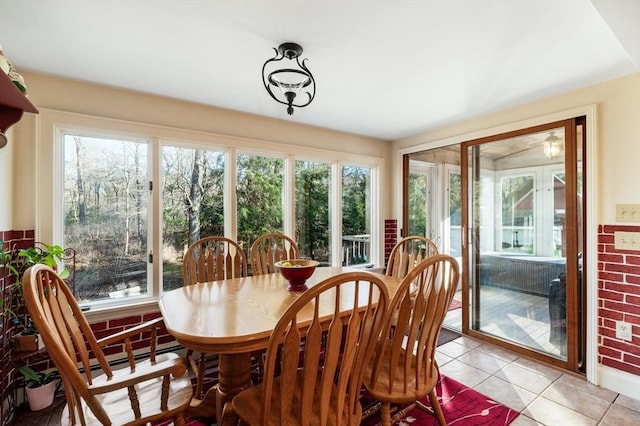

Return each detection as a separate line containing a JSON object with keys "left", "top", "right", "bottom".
{"left": 23, "top": 264, "right": 192, "bottom": 426}
{"left": 249, "top": 232, "right": 300, "bottom": 275}
{"left": 365, "top": 254, "right": 460, "bottom": 426}
{"left": 182, "top": 236, "right": 248, "bottom": 399}
{"left": 227, "top": 271, "right": 389, "bottom": 426}
{"left": 385, "top": 235, "right": 438, "bottom": 279}
{"left": 386, "top": 236, "right": 439, "bottom": 328}
{"left": 183, "top": 236, "right": 249, "bottom": 284}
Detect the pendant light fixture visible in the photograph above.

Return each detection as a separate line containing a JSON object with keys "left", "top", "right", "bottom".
{"left": 262, "top": 42, "right": 316, "bottom": 115}
{"left": 543, "top": 131, "right": 563, "bottom": 159}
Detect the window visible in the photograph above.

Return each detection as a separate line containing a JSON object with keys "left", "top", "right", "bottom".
{"left": 236, "top": 154, "right": 284, "bottom": 249}
{"left": 407, "top": 160, "right": 437, "bottom": 242}
{"left": 161, "top": 146, "right": 225, "bottom": 291}
{"left": 342, "top": 165, "right": 371, "bottom": 266}
{"left": 495, "top": 166, "right": 568, "bottom": 257}
{"left": 500, "top": 174, "right": 535, "bottom": 254}
{"left": 48, "top": 112, "right": 381, "bottom": 312}
{"left": 408, "top": 169, "right": 428, "bottom": 237}
{"left": 446, "top": 168, "right": 462, "bottom": 257}
{"left": 63, "top": 133, "right": 149, "bottom": 303}
{"left": 404, "top": 157, "right": 462, "bottom": 257}
{"left": 295, "top": 161, "right": 331, "bottom": 264}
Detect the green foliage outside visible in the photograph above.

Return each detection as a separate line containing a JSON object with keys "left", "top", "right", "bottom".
{"left": 342, "top": 166, "right": 370, "bottom": 264}
{"left": 501, "top": 175, "right": 534, "bottom": 226}
{"left": 295, "top": 161, "right": 330, "bottom": 262}
{"left": 162, "top": 148, "right": 225, "bottom": 250}
{"left": 408, "top": 173, "right": 427, "bottom": 237}
{"left": 342, "top": 166, "right": 369, "bottom": 236}
{"left": 61, "top": 134, "right": 373, "bottom": 299}
{"left": 236, "top": 154, "right": 284, "bottom": 247}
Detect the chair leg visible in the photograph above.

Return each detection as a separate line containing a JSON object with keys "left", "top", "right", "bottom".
{"left": 380, "top": 401, "right": 392, "bottom": 426}
{"left": 186, "top": 349, "right": 208, "bottom": 399}
{"left": 428, "top": 390, "right": 447, "bottom": 426}
{"left": 196, "top": 352, "right": 207, "bottom": 398}
{"left": 173, "top": 414, "right": 187, "bottom": 426}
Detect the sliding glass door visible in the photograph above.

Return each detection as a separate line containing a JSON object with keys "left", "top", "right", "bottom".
{"left": 462, "top": 119, "right": 583, "bottom": 370}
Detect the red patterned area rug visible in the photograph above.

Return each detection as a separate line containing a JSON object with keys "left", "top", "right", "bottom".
{"left": 156, "top": 418, "right": 211, "bottom": 425}
{"left": 157, "top": 374, "right": 519, "bottom": 426}
{"left": 361, "top": 375, "right": 520, "bottom": 426}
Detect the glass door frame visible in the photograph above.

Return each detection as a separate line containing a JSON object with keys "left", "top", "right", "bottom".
{"left": 461, "top": 118, "right": 582, "bottom": 372}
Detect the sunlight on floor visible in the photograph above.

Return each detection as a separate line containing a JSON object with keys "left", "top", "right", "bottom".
{"left": 443, "top": 286, "right": 566, "bottom": 358}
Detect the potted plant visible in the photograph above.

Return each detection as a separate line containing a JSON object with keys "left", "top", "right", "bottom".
{"left": 0, "top": 241, "right": 68, "bottom": 351}
{"left": 18, "top": 366, "right": 59, "bottom": 411}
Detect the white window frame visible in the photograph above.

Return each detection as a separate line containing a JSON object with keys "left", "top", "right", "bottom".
{"left": 408, "top": 160, "right": 438, "bottom": 243}
{"left": 443, "top": 164, "right": 461, "bottom": 257}
{"left": 36, "top": 109, "right": 383, "bottom": 322}
{"left": 495, "top": 164, "right": 564, "bottom": 257}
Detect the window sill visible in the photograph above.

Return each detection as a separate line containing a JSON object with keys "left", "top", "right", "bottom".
{"left": 345, "top": 264, "right": 385, "bottom": 274}
{"left": 83, "top": 298, "right": 160, "bottom": 323}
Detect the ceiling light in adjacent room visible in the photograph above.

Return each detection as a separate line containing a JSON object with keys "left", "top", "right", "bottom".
{"left": 543, "top": 131, "right": 563, "bottom": 159}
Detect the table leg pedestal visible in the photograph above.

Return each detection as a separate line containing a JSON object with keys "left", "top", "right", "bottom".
{"left": 216, "top": 353, "right": 253, "bottom": 422}
{"left": 187, "top": 390, "right": 218, "bottom": 418}
{"left": 184, "top": 352, "right": 252, "bottom": 420}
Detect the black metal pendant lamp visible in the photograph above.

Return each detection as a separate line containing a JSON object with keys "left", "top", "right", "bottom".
{"left": 262, "top": 42, "right": 316, "bottom": 115}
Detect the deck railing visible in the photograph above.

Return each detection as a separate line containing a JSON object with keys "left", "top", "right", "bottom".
{"left": 342, "top": 234, "right": 370, "bottom": 266}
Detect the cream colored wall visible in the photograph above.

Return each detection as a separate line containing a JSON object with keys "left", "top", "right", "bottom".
{"left": 20, "top": 71, "right": 386, "bottom": 154}
{"left": 0, "top": 117, "right": 36, "bottom": 231}
{"left": 0, "top": 127, "right": 14, "bottom": 230}
{"left": 11, "top": 114, "right": 37, "bottom": 231}
{"left": 9, "top": 71, "right": 389, "bottom": 232}
{"left": 391, "top": 72, "right": 640, "bottom": 224}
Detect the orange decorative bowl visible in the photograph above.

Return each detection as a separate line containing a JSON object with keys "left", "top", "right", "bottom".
{"left": 274, "top": 259, "right": 320, "bottom": 291}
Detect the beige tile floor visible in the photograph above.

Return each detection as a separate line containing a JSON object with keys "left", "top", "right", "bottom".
{"left": 437, "top": 335, "right": 640, "bottom": 426}
{"left": 9, "top": 335, "right": 640, "bottom": 425}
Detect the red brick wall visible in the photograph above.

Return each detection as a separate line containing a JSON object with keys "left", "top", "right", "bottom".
{"left": 1, "top": 229, "right": 37, "bottom": 420}
{"left": 1, "top": 229, "right": 38, "bottom": 299}
{"left": 91, "top": 312, "right": 175, "bottom": 358}
{"left": 1, "top": 228, "right": 37, "bottom": 329}
{"left": 598, "top": 224, "right": 640, "bottom": 376}
{"left": 384, "top": 219, "right": 398, "bottom": 266}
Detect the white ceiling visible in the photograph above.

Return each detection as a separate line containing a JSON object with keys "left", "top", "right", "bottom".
{"left": 1, "top": 0, "right": 638, "bottom": 141}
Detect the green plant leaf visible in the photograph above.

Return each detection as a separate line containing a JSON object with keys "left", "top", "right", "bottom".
{"left": 18, "top": 366, "right": 41, "bottom": 383}
{"left": 18, "top": 366, "right": 58, "bottom": 386}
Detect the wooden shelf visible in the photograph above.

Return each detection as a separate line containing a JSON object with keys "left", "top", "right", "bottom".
{"left": 0, "top": 70, "right": 38, "bottom": 133}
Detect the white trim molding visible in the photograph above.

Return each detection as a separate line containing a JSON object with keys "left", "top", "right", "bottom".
{"left": 597, "top": 364, "right": 640, "bottom": 400}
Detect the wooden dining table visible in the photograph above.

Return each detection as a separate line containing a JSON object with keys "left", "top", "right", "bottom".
{"left": 159, "top": 266, "right": 401, "bottom": 421}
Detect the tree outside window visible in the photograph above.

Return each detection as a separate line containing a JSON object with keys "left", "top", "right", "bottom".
{"left": 295, "top": 161, "right": 330, "bottom": 264}
{"left": 63, "top": 134, "right": 149, "bottom": 302}
{"left": 342, "top": 166, "right": 370, "bottom": 265}
{"left": 236, "top": 154, "right": 284, "bottom": 249}
{"left": 59, "top": 123, "right": 379, "bottom": 305}
{"left": 161, "top": 146, "right": 224, "bottom": 291}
